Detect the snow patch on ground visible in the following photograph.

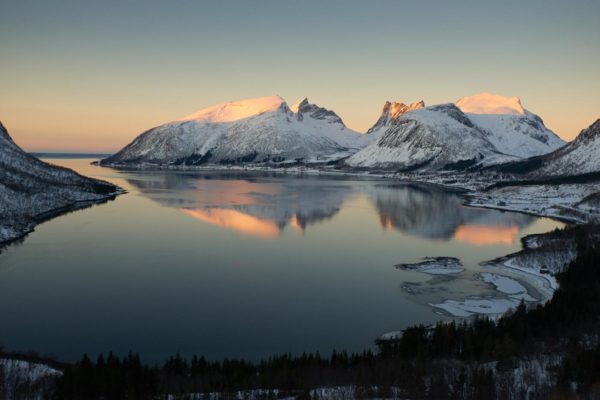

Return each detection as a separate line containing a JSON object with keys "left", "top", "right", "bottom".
{"left": 480, "top": 272, "right": 536, "bottom": 301}
{"left": 431, "top": 297, "right": 519, "bottom": 318}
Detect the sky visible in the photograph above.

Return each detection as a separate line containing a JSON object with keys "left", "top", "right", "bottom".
{"left": 1, "top": 0, "right": 599, "bottom": 152}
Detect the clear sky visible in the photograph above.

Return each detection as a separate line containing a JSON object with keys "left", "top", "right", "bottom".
{"left": 1, "top": 0, "right": 599, "bottom": 152}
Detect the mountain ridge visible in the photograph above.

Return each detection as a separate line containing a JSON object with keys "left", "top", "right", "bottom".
{"left": 102, "top": 93, "right": 567, "bottom": 172}
{"left": 347, "top": 94, "right": 564, "bottom": 171}
{"left": 101, "top": 95, "right": 373, "bottom": 167}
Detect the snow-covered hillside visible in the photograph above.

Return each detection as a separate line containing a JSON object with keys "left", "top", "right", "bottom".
{"left": 502, "top": 119, "right": 600, "bottom": 178}
{"left": 456, "top": 93, "right": 564, "bottom": 158}
{"left": 0, "top": 121, "right": 120, "bottom": 244}
{"left": 347, "top": 103, "right": 512, "bottom": 171}
{"left": 346, "top": 93, "right": 563, "bottom": 171}
{"left": 102, "top": 95, "right": 372, "bottom": 167}
{"left": 0, "top": 357, "right": 62, "bottom": 399}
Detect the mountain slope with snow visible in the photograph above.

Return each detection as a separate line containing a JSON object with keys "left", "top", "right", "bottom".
{"left": 0, "top": 122, "right": 120, "bottom": 243}
{"left": 102, "top": 95, "right": 371, "bottom": 167}
{"left": 496, "top": 119, "right": 600, "bottom": 178}
{"left": 366, "top": 100, "right": 425, "bottom": 138}
{"left": 456, "top": 93, "right": 565, "bottom": 158}
{"left": 346, "top": 103, "right": 513, "bottom": 171}
{"left": 346, "top": 94, "right": 563, "bottom": 171}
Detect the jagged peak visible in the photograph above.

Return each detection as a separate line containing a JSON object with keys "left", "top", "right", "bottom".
{"left": 366, "top": 100, "right": 425, "bottom": 134}
{"left": 456, "top": 92, "right": 525, "bottom": 115}
{"left": 290, "top": 98, "right": 345, "bottom": 126}
{"left": 178, "top": 95, "right": 287, "bottom": 123}
{"left": 290, "top": 97, "right": 309, "bottom": 113}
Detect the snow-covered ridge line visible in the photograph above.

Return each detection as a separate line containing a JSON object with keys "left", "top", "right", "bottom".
{"left": 347, "top": 93, "right": 564, "bottom": 171}
{"left": 101, "top": 95, "right": 373, "bottom": 168}
{"left": 0, "top": 121, "right": 124, "bottom": 246}
{"left": 102, "top": 92, "right": 567, "bottom": 172}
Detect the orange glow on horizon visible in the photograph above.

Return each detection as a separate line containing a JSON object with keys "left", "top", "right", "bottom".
{"left": 453, "top": 224, "right": 520, "bottom": 246}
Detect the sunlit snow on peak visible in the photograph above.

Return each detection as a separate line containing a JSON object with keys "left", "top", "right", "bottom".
{"left": 456, "top": 92, "right": 525, "bottom": 115}
{"left": 178, "top": 95, "right": 286, "bottom": 123}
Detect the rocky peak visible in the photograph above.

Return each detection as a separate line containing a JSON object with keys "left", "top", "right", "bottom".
{"left": 291, "top": 98, "right": 345, "bottom": 126}
{"left": 367, "top": 100, "right": 424, "bottom": 134}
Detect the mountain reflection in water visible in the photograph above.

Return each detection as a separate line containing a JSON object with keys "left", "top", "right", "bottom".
{"left": 126, "top": 172, "right": 534, "bottom": 244}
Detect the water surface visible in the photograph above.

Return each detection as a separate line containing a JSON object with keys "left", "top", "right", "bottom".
{"left": 0, "top": 159, "right": 563, "bottom": 362}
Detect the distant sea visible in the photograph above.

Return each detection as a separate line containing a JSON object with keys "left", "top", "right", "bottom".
{"left": 31, "top": 152, "right": 111, "bottom": 159}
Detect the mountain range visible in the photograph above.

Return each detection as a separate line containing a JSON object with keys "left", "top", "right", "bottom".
{"left": 101, "top": 92, "right": 573, "bottom": 174}
{"left": 347, "top": 93, "right": 565, "bottom": 171}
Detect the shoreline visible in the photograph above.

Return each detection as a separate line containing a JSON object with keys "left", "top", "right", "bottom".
{"left": 0, "top": 189, "right": 125, "bottom": 250}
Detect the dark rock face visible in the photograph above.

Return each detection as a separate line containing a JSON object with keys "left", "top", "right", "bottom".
{"left": 294, "top": 98, "right": 345, "bottom": 126}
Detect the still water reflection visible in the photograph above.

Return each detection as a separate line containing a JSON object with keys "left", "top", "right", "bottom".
{"left": 0, "top": 159, "right": 563, "bottom": 362}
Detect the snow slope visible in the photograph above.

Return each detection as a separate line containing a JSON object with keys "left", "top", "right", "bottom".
{"left": 347, "top": 103, "right": 513, "bottom": 171}
{"left": 456, "top": 92, "right": 525, "bottom": 115}
{"left": 346, "top": 93, "right": 563, "bottom": 171}
{"left": 0, "top": 358, "right": 62, "bottom": 399}
{"left": 102, "top": 95, "right": 371, "bottom": 167}
{"left": 508, "top": 118, "right": 600, "bottom": 178}
{"left": 0, "top": 121, "right": 120, "bottom": 243}
{"left": 456, "top": 93, "right": 564, "bottom": 158}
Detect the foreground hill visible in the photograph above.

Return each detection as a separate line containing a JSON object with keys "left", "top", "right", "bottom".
{"left": 346, "top": 93, "right": 564, "bottom": 171}
{"left": 495, "top": 119, "right": 600, "bottom": 178}
{"left": 102, "top": 95, "right": 371, "bottom": 167}
{"left": 0, "top": 122, "right": 120, "bottom": 243}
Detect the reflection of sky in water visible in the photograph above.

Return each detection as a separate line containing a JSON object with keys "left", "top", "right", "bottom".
{"left": 0, "top": 159, "right": 564, "bottom": 362}
{"left": 454, "top": 225, "right": 520, "bottom": 246}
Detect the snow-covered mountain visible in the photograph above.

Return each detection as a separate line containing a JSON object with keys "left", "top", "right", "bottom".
{"left": 346, "top": 93, "right": 564, "bottom": 171}
{"left": 366, "top": 100, "right": 425, "bottom": 138}
{"left": 347, "top": 103, "right": 512, "bottom": 171}
{"left": 0, "top": 121, "right": 120, "bottom": 243}
{"left": 497, "top": 118, "right": 600, "bottom": 178}
{"left": 102, "top": 95, "right": 372, "bottom": 167}
{"left": 456, "top": 93, "right": 564, "bottom": 158}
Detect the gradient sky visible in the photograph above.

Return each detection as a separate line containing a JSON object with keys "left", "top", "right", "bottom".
{"left": 1, "top": 0, "right": 599, "bottom": 152}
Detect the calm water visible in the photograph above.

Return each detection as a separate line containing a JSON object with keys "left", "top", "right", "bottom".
{"left": 0, "top": 159, "right": 563, "bottom": 362}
